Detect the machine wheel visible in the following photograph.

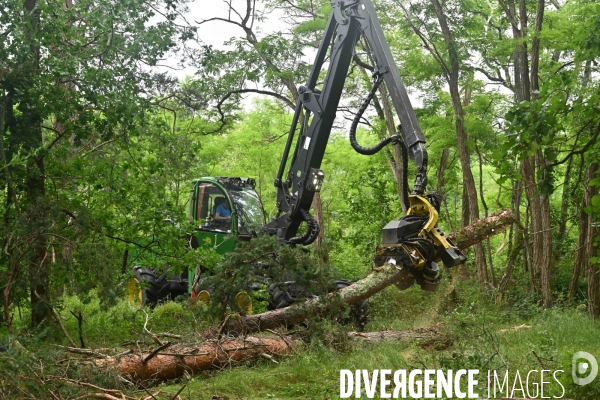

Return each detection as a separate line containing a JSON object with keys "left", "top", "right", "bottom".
{"left": 127, "top": 266, "right": 169, "bottom": 306}
{"left": 156, "top": 277, "right": 188, "bottom": 302}
{"left": 267, "top": 282, "right": 295, "bottom": 310}
{"left": 333, "top": 279, "right": 369, "bottom": 331}
{"left": 128, "top": 266, "right": 189, "bottom": 306}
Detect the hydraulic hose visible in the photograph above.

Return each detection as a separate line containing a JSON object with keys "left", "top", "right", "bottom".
{"left": 349, "top": 74, "right": 399, "bottom": 155}
{"left": 396, "top": 126, "right": 411, "bottom": 212}
{"left": 288, "top": 209, "right": 320, "bottom": 245}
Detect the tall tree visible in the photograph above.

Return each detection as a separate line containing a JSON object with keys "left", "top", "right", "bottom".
{"left": 397, "top": 0, "right": 489, "bottom": 283}
{"left": 0, "top": 0, "right": 189, "bottom": 326}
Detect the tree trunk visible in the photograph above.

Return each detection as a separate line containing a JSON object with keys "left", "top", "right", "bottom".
{"left": 97, "top": 336, "right": 299, "bottom": 382}
{"left": 522, "top": 151, "right": 553, "bottom": 308}
{"left": 584, "top": 163, "right": 599, "bottom": 319}
{"left": 570, "top": 168, "right": 591, "bottom": 300}
{"left": 557, "top": 156, "right": 573, "bottom": 251}
{"left": 93, "top": 325, "right": 453, "bottom": 382}
{"left": 570, "top": 208, "right": 588, "bottom": 300}
{"left": 360, "top": 62, "right": 408, "bottom": 214}
{"left": 531, "top": 0, "right": 553, "bottom": 309}
{"left": 437, "top": 147, "right": 454, "bottom": 231}
{"left": 21, "top": 0, "right": 50, "bottom": 327}
{"left": 348, "top": 323, "right": 452, "bottom": 349}
{"left": 506, "top": 0, "right": 553, "bottom": 307}
{"left": 430, "top": 0, "right": 487, "bottom": 284}
{"left": 378, "top": 83, "right": 408, "bottom": 214}
{"left": 436, "top": 148, "right": 450, "bottom": 194}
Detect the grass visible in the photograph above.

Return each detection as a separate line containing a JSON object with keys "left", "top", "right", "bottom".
{"left": 153, "top": 277, "right": 600, "bottom": 399}
{"left": 155, "top": 307, "right": 600, "bottom": 399}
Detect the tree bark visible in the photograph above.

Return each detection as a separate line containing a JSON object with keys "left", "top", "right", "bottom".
{"left": 96, "top": 336, "right": 299, "bottom": 382}
{"left": 570, "top": 200, "right": 589, "bottom": 300}
{"left": 359, "top": 62, "right": 408, "bottom": 214}
{"left": 347, "top": 323, "right": 452, "bottom": 349}
{"left": 94, "top": 325, "right": 454, "bottom": 382}
{"left": 569, "top": 161, "right": 595, "bottom": 301}
{"left": 20, "top": 0, "right": 51, "bottom": 327}
{"left": 505, "top": 0, "right": 553, "bottom": 307}
{"left": 378, "top": 83, "right": 408, "bottom": 214}
{"left": 557, "top": 156, "right": 573, "bottom": 251}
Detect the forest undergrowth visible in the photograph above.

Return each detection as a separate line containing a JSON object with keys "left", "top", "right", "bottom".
{"left": 2, "top": 267, "right": 599, "bottom": 400}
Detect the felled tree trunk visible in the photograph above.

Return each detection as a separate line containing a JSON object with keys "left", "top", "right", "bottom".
{"left": 202, "top": 209, "right": 514, "bottom": 338}
{"left": 94, "top": 326, "right": 453, "bottom": 382}
{"left": 96, "top": 336, "right": 298, "bottom": 382}
{"left": 348, "top": 323, "right": 453, "bottom": 349}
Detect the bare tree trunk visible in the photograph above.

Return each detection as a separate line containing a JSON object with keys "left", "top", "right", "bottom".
{"left": 523, "top": 152, "right": 553, "bottom": 307}
{"left": 378, "top": 83, "right": 408, "bottom": 214}
{"left": 570, "top": 209, "right": 588, "bottom": 300}
{"left": 360, "top": 62, "right": 408, "bottom": 214}
{"left": 503, "top": 0, "right": 553, "bottom": 306}
{"left": 97, "top": 337, "right": 299, "bottom": 382}
{"left": 476, "top": 143, "right": 495, "bottom": 286}
{"left": 94, "top": 326, "right": 453, "bottom": 382}
{"left": 531, "top": 0, "right": 553, "bottom": 308}
{"left": 436, "top": 147, "right": 454, "bottom": 232}
{"left": 430, "top": 0, "right": 487, "bottom": 284}
{"left": 348, "top": 323, "right": 452, "bottom": 348}
{"left": 584, "top": 163, "right": 599, "bottom": 319}
{"left": 557, "top": 156, "right": 573, "bottom": 249}
{"left": 570, "top": 161, "right": 591, "bottom": 300}
{"left": 499, "top": 242, "right": 524, "bottom": 296}
{"left": 589, "top": 249, "right": 600, "bottom": 320}
{"left": 20, "top": 0, "right": 51, "bottom": 327}
{"left": 436, "top": 148, "right": 450, "bottom": 194}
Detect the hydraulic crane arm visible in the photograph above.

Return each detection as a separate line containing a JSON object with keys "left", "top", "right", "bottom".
{"left": 264, "top": 0, "right": 465, "bottom": 289}
{"left": 265, "top": 0, "right": 426, "bottom": 240}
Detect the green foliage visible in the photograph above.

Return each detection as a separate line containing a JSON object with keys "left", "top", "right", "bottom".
{"left": 201, "top": 234, "right": 337, "bottom": 317}
{"left": 323, "top": 130, "right": 402, "bottom": 277}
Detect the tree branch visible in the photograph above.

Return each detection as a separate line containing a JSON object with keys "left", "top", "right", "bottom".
{"left": 548, "top": 123, "right": 600, "bottom": 167}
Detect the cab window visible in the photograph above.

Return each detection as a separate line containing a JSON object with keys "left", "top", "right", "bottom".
{"left": 192, "top": 183, "right": 231, "bottom": 232}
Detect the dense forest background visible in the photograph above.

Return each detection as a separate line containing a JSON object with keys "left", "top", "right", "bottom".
{"left": 1, "top": 0, "right": 599, "bottom": 357}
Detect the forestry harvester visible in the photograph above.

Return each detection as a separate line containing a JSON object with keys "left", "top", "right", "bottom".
{"left": 126, "top": 0, "right": 466, "bottom": 322}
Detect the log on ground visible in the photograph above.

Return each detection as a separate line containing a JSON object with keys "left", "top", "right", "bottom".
{"left": 348, "top": 323, "right": 453, "bottom": 349}
{"left": 96, "top": 336, "right": 299, "bottom": 382}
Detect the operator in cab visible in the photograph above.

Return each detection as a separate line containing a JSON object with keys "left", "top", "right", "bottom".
{"left": 215, "top": 199, "right": 231, "bottom": 222}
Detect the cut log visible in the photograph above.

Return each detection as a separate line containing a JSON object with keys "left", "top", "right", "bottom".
{"left": 201, "top": 209, "right": 514, "bottom": 338}
{"left": 348, "top": 323, "right": 453, "bottom": 349}
{"left": 96, "top": 336, "right": 299, "bottom": 382}
{"left": 94, "top": 326, "right": 456, "bottom": 381}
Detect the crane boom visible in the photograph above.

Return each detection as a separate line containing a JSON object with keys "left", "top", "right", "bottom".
{"left": 264, "top": 0, "right": 465, "bottom": 290}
